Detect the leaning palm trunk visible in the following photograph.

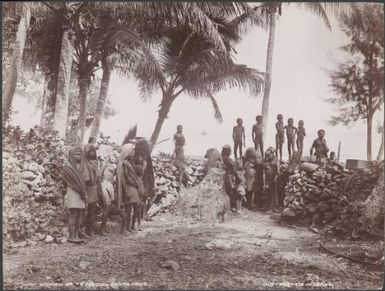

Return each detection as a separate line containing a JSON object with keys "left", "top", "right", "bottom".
{"left": 52, "top": 28, "right": 75, "bottom": 138}
{"left": 376, "top": 128, "right": 384, "bottom": 161}
{"left": 89, "top": 57, "right": 112, "bottom": 143}
{"left": 39, "top": 80, "right": 48, "bottom": 127}
{"left": 2, "top": 4, "right": 31, "bottom": 126}
{"left": 261, "top": 12, "right": 276, "bottom": 138}
{"left": 150, "top": 95, "right": 174, "bottom": 144}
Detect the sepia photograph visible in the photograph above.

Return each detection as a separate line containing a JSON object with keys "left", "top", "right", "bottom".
{"left": 2, "top": 1, "right": 384, "bottom": 290}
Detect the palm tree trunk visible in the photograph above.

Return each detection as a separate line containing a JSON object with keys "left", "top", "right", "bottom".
{"left": 376, "top": 127, "right": 384, "bottom": 161}
{"left": 40, "top": 80, "right": 48, "bottom": 126}
{"left": 261, "top": 12, "right": 276, "bottom": 139}
{"left": 367, "top": 113, "right": 373, "bottom": 161}
{"left": 150, "top": 95, "right": 173, "bottom": 144}
{"left": 89, "top": 58, "right": 112, "bottom": 143}
{"left": 52, "top": 28, "right": 75, "bottom": 138}
{"left": 40, "top": 91, "right": 55, "bottom": 129}
{"left": 2, "top": 4, "right": 31, "bottom": 126}
{"left": 77, "top": 78, "right": 89, "bottom": 146}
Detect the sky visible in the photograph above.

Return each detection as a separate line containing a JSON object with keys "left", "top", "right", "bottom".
{"left": 11, "top": 5, "right": 384, "bottom": 160}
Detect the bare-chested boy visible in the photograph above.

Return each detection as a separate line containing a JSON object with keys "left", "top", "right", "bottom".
{"left": 173, "top": 125, "right": 187, "bottom": 190}
{"left": 275, "top": 114, "right": 284, "bottom": 161}
{"left": 252, "top": 115, "right": 264, "bottom": 159}
{"left": 296, "top": 120, "right": 306, "bottom": 156}
{"left": 232, "top": 118, "right": 245, "bottom": 160}
{"left": 284, "top": 118, "right": 297, "bottom": 160}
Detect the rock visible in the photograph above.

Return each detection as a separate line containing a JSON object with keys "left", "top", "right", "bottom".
{"left": 22, "top": 171, "right": 38, "bottom": 181}
{"left": 29, "top": 266, "right": 41, "bottom": 273}
{"left": 58, "top": 237, "right": 67, "bottom": 244}
{"left": 205, "top": 239, "right": 234, "bottom": 250}
{"left": 79, "top": 261, "right": 91, "bottom": 270}
{"left": 160, "top": 260, "right": 180, "bottom": 271}
{"left": 44, "top": 235, "right": 54, "bottom": 243}
{"left": 185, "top": 167, "right": 193, "bottom": 175}
{"left": 281, "top": 208, "right": 296, "bottom": 217}
{"left": 37, "top": 233, "right": 46, "bottom": 241}
{"left": 157, "top": 177, "right": 167, "bottom": 185}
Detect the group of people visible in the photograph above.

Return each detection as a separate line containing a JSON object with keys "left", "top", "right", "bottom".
{"left": 227, "top": 115, "right": 334, "bottom": 214}
{"left": 61, "top": 139, "right": 155, "bottom": 244}
{"left": 221, "top": 144, "right": 285, "bottom": 214}
{"left": 232, "top": 115, "right": 330, "bottom": 163}
{"left": 60, "top": 118, "right": 333, "bottom": 242}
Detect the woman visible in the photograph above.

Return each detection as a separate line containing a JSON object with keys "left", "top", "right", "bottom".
{"left": 82, "top": 143, "right": 102, "bottom": 237}
{"left": 264, "top": 147, "right": 279, "bottom": 212}
{"left": 62, "top": 147, "right": 87, "bottom": 244}
{"left": 116, "top": 144, "right": 141, "bottom": 234}
{"left": 99, "top": 154, "right": 117, "bottom": 234}
{"left": 244, "top": 147, "right": 258, "bottom": 209}
{"left": 134, "top": 140, "right": 155, "bottom": 222}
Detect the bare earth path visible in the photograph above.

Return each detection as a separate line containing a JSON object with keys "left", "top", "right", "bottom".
{"left": 3, "top": 210, "right": 383, "bottom": 290}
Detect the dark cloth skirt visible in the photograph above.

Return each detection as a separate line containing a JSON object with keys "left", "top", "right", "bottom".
{"left": 86, "top": 185, "right": 99, "bottom": 204}
{"left": 123, "top": 184, "right": 141, "bottom": 204}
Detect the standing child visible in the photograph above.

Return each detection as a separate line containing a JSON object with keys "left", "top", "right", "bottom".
{"left": 264, "top": 147, "right": 279, "bottom": 212}
{"left": 173, "top": 125, "right": 188, "bottom": 191}
{"left": 252, "top": 115, "right": 264, "bottom": 159}
{"left": 222, "top": 145, "right": 237, "bottom": 212}
{"left": 173, "top": 125, "right": 185, "bottom": 150}
{"left": 284, "top": 118, "right": 297, "bottom": 160}
{"left": 243, "top": 147, "right": 259, "bottom": 209}
{"left": 232, "top": 118, "right": 245, "bottom": 160}
{"left": 275, "top": 114, "right": 285, "bottom": 161}
{"left": 62, "top": 146, "right": 87, "bottom": 244}
{"left": 310, "top": 129, "right": 329, "bottom": 164}
{"left": 234, "top": 160, "right": 246, "bottom": 214}
{"left": 296, "top": 120, "right": 306, "bottom": 156}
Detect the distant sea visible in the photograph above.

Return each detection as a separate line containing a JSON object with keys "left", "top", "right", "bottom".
{"left": 152, "top": 130, "right": 382, "bottom": 162}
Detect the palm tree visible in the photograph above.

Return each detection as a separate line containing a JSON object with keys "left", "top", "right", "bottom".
{"left": 86, "top": 16, "right": 162, "bottom": 144}
{"left": 25, "top": 2, "right": 251, "bottom": 140}
{"left": 251, "top": 2, "right": 340, "bottom": 138}
{"left": 40, "top": 2, "right": 88, "bottom": 138}
{"left": 87, "top": 2, "right": 255, "bottom": 144}
{"left": 129, "top": 15, "right": 264, "bottom": 144}
{"left": 20, "top": 2, "right": 85, "bottom": 136}
{"left": 2, "top": 2, "right": 31, "bottom": 126}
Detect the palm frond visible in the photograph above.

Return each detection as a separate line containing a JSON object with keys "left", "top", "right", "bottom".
{"left": 229, "top": 3, "right": 269, "bottom": 36}
{"left": 22, "top": 13, "right": 64, "bottom": 109}
{"left": 183, "top": 64, "right": 264, "bottom": 98}
{"left": 94, "top": 2, "right": 227, "bottom": 50}
{"left": 289, "top": 2, "right": 331, "bottom": 30}
{"left": 111, "top": 34, "right": 166, "bottom": 102}
{"left": 195, "top": 2, "right": 252, "bottom": 17}
{"left": 207, "top": 94, "right": 223, "bottom": 123}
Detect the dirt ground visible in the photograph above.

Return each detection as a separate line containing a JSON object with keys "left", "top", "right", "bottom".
{"left": 3, "top": 210, "right": 384, "bottom": 290}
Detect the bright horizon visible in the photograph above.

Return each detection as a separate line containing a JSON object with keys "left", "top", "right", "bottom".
{"left": 11, "top": 5, "right": 383, "bottom": 160}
